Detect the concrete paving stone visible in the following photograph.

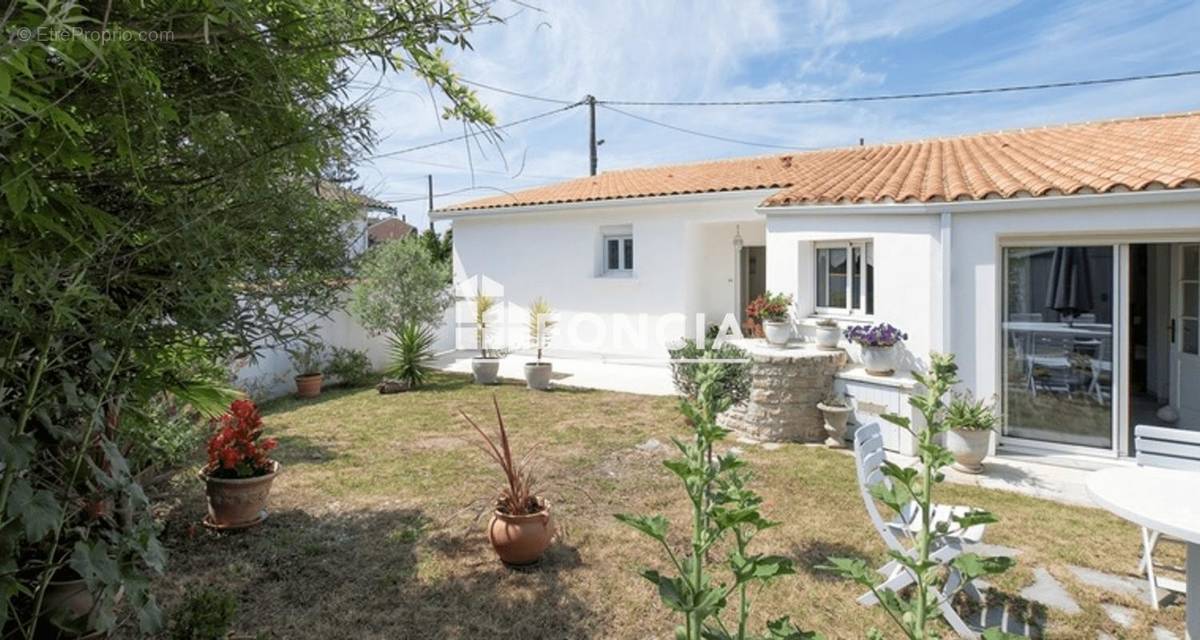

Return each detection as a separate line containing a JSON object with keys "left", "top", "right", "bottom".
{"left": 1067, "top": 565, "right": 1151, "bottom": 601}
{"left": 1152, "top": 627, "right": 1181, "bottom": 640}
{"left": 963, "top": 542, "right": 1023, "bottom": 558}
{"left": 1100, "top": 603, "right": 1135, "bottom": 628}
{"left": 1020, "top": 568, "right": 1081, "bottom": 615}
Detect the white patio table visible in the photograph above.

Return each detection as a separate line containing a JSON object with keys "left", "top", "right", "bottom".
{"left": 1087, "top": 466, "right": 1200, "bottom": 639}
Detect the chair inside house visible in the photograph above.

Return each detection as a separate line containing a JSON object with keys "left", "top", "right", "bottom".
{"left": 1133, "top": 424, "right": 1200, "bottom": 608}
{"left": 1025, "top": 334, "right": 1079, "bottom": 396}
{"left": 853, "top": 422, "right": 989, "bottom": 639}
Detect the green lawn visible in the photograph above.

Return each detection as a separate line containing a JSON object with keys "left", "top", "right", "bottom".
{"left": 149, "top": 374, "right": 1186, "bottom": 639}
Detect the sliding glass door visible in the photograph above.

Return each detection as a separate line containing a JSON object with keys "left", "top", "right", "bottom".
{"left": 1002, "top": 245, "right": 1116, "bottom": 450}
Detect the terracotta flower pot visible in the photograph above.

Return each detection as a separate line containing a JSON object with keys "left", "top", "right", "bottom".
{"left": 202, "top": 461, "right": 279, "bottom": 529}
{"left": 488, "top": 501, "right": 554, "bottom": 565}
{"left": 946, "top": 429, "right": 992, "bottom": 474}
{"left": 295, "top": 373, "right": 323, "bottom": 398}
{"left": 472, "top": 357, "right": 500, "bottom": 385}
{"left": 524, "top": 362, "right": 552, "bottom": 390}
{"left": 762, "top": 320, "right": 792, "bottom": 347}
{"left": 817, "top": 403, "right": 853, "bottom": 448}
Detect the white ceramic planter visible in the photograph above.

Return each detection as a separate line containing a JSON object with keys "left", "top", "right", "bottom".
{"left": 762, "top": 320, "right": 792, "bottom": 347}
{"left": 472, "top": 357, "right": 500, "bottom": 385}
{"left": 815, "top": 325, "right": 841, "bottom": 350}
{"left": 817, "top": 403, "right": 853, "bottom": 448}
{"left": 860, "top": 345, "right": 898, "bottom": 376}
{"left": 524, "top": 362, "right": 552, "bottom": 390}
{"left": 945, "top": 428, "right": 992, "bottom": 474}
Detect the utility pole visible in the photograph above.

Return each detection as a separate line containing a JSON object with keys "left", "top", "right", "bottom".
{"left": 586, "top": 95, "right": 598, "bottom": 176}
{"left": 426, "top": 174, "right": 434, "bottom": 232}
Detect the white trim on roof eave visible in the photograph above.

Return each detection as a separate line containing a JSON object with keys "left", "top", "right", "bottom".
{"left": 755, "top": 186, "right": 1200, "bottom": 216}
{"left": 430, "top": 188, "right": 782, "bottom": 220}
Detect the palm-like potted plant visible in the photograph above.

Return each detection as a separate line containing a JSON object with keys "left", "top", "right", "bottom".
{"left": 814, "top": 317, "right": 841, "bottom": 350}
{"left": 747, "top": 291, "right": 793, "bottom": 347}
{"left": 944, "top": 392, "right": 999, "bottom": 474}
{"left": 200, "top": 399, "right": 279, "bottom": 529}
{"left": 471, "top": 294, "right": 501, "bottom": 385}
{"left": 524, "top": 297, "right": 555, "bottom": 390}
{"left": 844, "top": 322, "right": 907, "bottom": 376}
{"left": 461, "top": 397, "right": 554, "bottom": 565}
{"left": 384, "top": 322, "right": 435, "bottom": 391}
{"left": 816, "top": 392, "right": 853, "bottom": 447}
{"left": 287, "top": 341, "right": 328, "bottom": 398}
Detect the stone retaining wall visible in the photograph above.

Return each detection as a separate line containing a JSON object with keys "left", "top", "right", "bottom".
{"left": 718, "top": 343, "right": 847, "bottom": 442}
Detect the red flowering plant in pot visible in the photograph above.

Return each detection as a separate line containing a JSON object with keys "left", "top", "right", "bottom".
{"left": 200, "top": 399, "right": 280, "bottom": 529}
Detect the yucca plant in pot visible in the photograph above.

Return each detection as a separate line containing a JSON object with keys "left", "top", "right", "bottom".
{"left": 287, "top": 341, "right": 328, "bottom": 398}
{"left": 200, "top": 399, "right": 279, "bottom": 529}
{"left": 814, "top": 317, "right": 841, "bottom": 350}
{"left": 747, "top": 291, "right": 794, "bottom": 347}
{"left": 944, "top": 392, "right": 1000, "bottom": 474}
{"left": 844, "top": 322, "right": 907, "bottom": 376}
{"left": 461, "top": 397, "right": 554, "bottom": 565}
{"left": 471, "top": 294, "right": 501, "bottom": 385}
{"left": 524, "top": 297, "right": 555, "bottom": 390}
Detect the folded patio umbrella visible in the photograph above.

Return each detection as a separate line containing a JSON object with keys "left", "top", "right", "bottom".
{"left": 1045, "top": 246, "right": 1094, "bottom": 319}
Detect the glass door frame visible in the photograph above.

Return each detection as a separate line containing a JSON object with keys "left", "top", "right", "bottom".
{"left": 995, "top": 238, "right": 1124, "bottom": 459}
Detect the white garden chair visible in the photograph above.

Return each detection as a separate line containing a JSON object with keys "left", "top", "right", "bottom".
{"left": 853, "top": 422, "right": 987, "bottom": 639}
{"left": 1133, "top": 424, "right": 1200, "bottom": 608}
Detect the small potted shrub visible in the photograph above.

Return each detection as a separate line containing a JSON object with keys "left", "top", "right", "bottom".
{"left": 814, "top": 317, "right": 841, "bottom": 350}
{"left": 200, "top": 399, "right": 279, "bottom": 529}
{"left": 747, "top": 291, "right": 793, "bottom": 347}
{"left": 524, "top": 297, "right": 555, "bottom": 390}
{"left": 944, "top": 392, "right": 999, "bottom": 474}
{"left": 844, "top": 322, "right": 907, "bottom": 376}
{"left": 461, "top": 398, "right": 554, "bottom": 565}
{"left": 287, "top": 341, "right": 327, "bottom": 398}
{"left": 817, "top": 392, "right": 853, "bottom": 448}
{"left": 471, "top": 294, "right": 501, "bottom": 385}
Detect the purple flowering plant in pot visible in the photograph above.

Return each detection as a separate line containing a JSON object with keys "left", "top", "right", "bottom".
{"left": 844, "top": 322, "right": 908, "bottom": 376}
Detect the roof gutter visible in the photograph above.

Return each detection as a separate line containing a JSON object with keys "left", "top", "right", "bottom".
{"left": 430, "top": 188, "right": 781, "bottom": 221}
{"left": 754, "top": 187, "right": 1200, "bottom": 216}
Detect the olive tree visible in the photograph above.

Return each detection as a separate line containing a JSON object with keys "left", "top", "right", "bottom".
{"left": 349, "top": 238, "right": 455, "bottom": 336}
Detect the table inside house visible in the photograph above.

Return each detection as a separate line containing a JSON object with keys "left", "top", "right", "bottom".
{"left": 1087, "top": 466, "right": 1200, "bottom": 639}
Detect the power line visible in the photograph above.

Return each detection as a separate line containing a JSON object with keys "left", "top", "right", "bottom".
{"left": 370, "top": 101, "right": 583, "bottom": 158}
{"left": 600, "top": 104, "right": 813, "bottom": 151}
{"left": 602, "top": 69, "right": 1200, "bottom": 106}
{"left": 378, "top": 155, "right": 574, "bottom": 181}
{"left": 459, "top": 78, "right": 577, "bottom": 105}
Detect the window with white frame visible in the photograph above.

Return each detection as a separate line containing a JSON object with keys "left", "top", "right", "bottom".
{"left": 815, "top": 240, "right": 873, "bottom": 315}
{"left": 603, "top": 233, "right": 634, "bottom": 274}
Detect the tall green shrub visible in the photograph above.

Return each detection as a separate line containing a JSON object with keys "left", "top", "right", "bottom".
{"left": 616, "top": 363, "right": 819, "bottom": 640}
{"left": 350, "top": 238, "right": 454, "bottom": 337}
{"left": 0, "top": 1, "right": 497, "bottom": 635}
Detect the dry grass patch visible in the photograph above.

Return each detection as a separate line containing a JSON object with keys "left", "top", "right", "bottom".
{"left": 148, "top": 373, "right": 1186, "bottom": 639}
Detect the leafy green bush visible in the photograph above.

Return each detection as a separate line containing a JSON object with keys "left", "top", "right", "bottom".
{"left": 667, "top": 339, "right": 751, "bottom": 405}
{"left": 168, "top": 586, "right": 237, "bottom": 640}
{"left": 326, "top": 347, "right": 375, "bottom": 386}
{"left": 122, "top": 399, "right": 208, "bottom": 474}
{"left": 350, "top": 239, "right": 453, "bottom": 337}
{"left": 387, "top": 323, "right": 435, "bottom": 388}
{"left": 616, "top": 364, "right": 819, "bottom": 640}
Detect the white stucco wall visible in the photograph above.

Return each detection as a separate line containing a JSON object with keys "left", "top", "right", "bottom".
{"left": 764, "top": 212, "right": 942, "bottom": 370}
{"left": 445, "top": 192, "right": 768, "bottom": 357}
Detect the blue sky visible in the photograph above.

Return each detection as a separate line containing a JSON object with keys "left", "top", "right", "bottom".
{"left": 351, "top": 0, "right": 1200, "bottom": 229}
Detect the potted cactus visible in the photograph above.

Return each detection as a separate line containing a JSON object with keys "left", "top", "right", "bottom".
{"left": 461, "top": 398, "right": 554, "bottom": 565}
{"left": 524, "top": 297, "right": 555, "bottom": 390}
{"left": 471, "top": 294, "right": 501, "bottom": 385}
{"left": 944, "top": 393, "right": 999, "bottom": 474}
{"left": 844, "top": 322, "right": 908, "bottom": 376}
{"left": 817, "top": 392, "right": 853, "bottom": 448}
{"left": 747, "top": 291, "right": 793, "bottom": 347}
{"left": 815, "top": 317, "right": 841, "bottom": 350}
{"left": 200, "top": 399, "right": 279, "bottom": 529}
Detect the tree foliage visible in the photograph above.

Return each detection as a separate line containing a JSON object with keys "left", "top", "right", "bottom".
{"left": 350, "top": 237, "right": 454, "bottom": 336}
{"left": 0, "top": 0, "right": 496, "bottom": 635}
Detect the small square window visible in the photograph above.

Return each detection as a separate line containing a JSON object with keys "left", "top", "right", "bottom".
{"left": 816, "top": 241, "right": 873, "bottom": 315}
{"left": 603, "top": 234, "right": 633, "bottom": 275}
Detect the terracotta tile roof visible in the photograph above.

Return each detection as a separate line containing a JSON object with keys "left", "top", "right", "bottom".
{"left": 439, "top": 111, "right": 1200, "bottom": 212}
{"left": 368, "top": 217, "right": 417, "bottom": 244}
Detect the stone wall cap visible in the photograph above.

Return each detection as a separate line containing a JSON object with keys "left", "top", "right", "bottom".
{"left": 836, "top": 365, "right": 921, "bottom": 391}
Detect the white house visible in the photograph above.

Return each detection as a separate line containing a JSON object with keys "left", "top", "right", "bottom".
{"left": 433, "top": 111, "right": 1200, "bottom": 462}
